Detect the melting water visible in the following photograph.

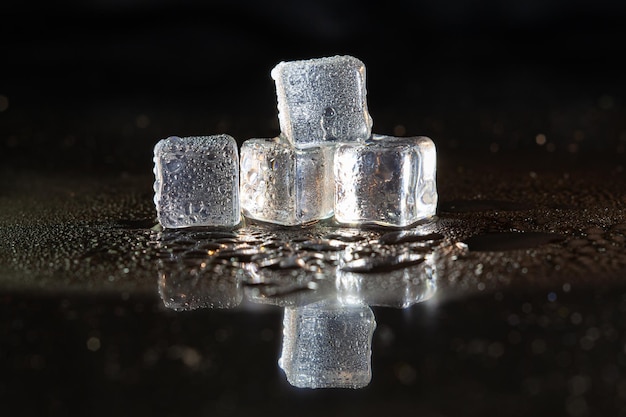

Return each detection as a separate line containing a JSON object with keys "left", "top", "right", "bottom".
{"left": 4, "top": 174, "right": 626, "bottom": 389}
{"left": 155, "top": 221, "right": 445, "bottom": 389}
{"left": 155, "top": 222, "right": 445, "bottom": 311}
{"left": 151, "top": 204, "right": 626, "bottom": 389}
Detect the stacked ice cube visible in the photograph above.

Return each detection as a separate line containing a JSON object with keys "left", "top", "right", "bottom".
{"left": 153, "top": 55, "right": 438, "bottom": 229}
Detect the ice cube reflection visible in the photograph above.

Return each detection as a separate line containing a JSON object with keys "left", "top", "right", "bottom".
{"left": 157, "top": 262, "right": 244, "bottom": 311}
{"left": 155, "top": 224, "right": 442, "bottom": 388}
{"left": 337, "top": 254, "right": 437, "bottom": 308}
{"left": 279, "top": 299, "right": 375, "bottom": 389}
{"left": 156, "top": 229, "right": 245, "bottom": 310}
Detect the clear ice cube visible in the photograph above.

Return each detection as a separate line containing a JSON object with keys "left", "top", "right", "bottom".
{"left": 239, "top": 136, "right": 334, "bottom": 226}
{"left": 279, "top": 299, "right": 376, "bottom": 389}
{"left": 271, "top": 55, "right": 373, "bottom": 148}
{"left": 153, "top": 135, "right": 241, "bottom": 228}
{"left": 334, "top": 134, "right": 438, "bottom": 227}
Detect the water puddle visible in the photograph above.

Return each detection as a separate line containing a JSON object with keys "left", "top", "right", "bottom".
{"left": 155, "top": 221, "right": 444, "bottom": 389}
{"left": 150, "top": 207, "right": 626, "bottom": 389}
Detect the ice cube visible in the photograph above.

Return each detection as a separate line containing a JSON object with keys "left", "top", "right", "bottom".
{"left": 239, "top": 136, "right": 334, "bottom": 226}
{"left": 153, "top": 135, "right": 240, "bottom": 228}
{"left": 334, "top": 134, "right": 438, "bottom": 227}
{"left": 279, "top": 299, "right": 376, "bottom": 389}
{"left": 271, "top": 55, "right": 373, "bottom": 148}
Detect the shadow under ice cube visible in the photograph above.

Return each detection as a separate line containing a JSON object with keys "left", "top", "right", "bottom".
{"left": 240, "top": 137, "right": 334, "bottom": 226}
{"left": 334, "top": 134, "right": 438, "bottom": 227}
{"left": 153, "top": 135, "right": 240, "bottom": 228}
{"left": 271, "top": 55, "right": 373, "bottom": 147}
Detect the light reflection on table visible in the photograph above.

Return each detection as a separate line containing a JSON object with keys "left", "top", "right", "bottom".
{"left": 156, "top": 225, "right": 440, "bottom": 388}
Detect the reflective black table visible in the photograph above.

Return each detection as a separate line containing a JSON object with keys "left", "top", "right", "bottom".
{"left": 2, "top": 3, "right": 626, "bottom": 415}
{"left": 2, "top": 148, "right": 626, "bottom": 416}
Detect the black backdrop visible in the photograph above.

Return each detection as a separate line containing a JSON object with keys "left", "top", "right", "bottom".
{"left": 2, "top": 4, "right": 626, "bottom": 416}
{"left": 2, "top": 0, "right": 626, "bottom": 172}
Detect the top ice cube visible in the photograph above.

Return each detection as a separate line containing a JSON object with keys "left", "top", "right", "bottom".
{"left": 271, "top": 55, "right": 373, "bottom": 148}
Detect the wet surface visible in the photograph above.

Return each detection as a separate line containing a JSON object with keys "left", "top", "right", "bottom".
{"left": 3, "top": 4, "right": 626, "bottom": 412}
{"left": 2, "top": 153, "right": 625, "bottom": 297}
{"left": 1, "top": 150, "right": 626, "bottom": 414}
{"left": 463, "top": 232, "right": 567, "bottom": 252}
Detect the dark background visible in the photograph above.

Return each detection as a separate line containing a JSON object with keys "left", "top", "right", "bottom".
{"left": 3, "top": 3, "right": 626, "bottom": 416}
{"left": 2, "top": 0, "right": 626, "bottom": 173}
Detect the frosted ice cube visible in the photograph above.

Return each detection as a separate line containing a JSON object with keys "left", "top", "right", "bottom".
{"left": 153, "top": 135, "right": 241, "bottom": 228}
{"left": 239, "top": 136, "right": 334, "bottom": 226}
{"left": 271, "top": 55, "right": 373, "bottom": 148}
{"left": 279, "top": 299, "right": 376, "bottom": 389}
{"left": 334, "top": 134, "right": 438, "bottom": 227}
